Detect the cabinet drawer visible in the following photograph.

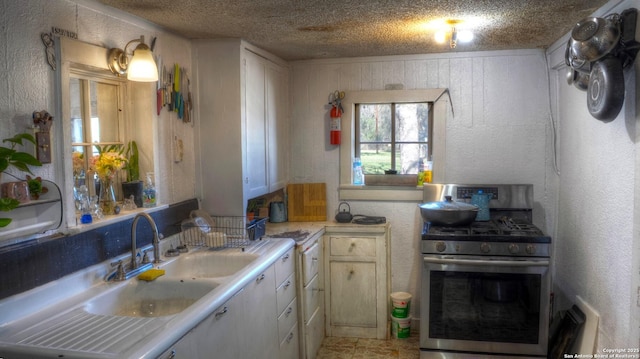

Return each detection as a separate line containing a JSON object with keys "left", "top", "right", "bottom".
{"left": 303, "top": 274, "right": 320, "bottom": 323}
{"left": 302, "top": 241, "right": 320, "bottom": 286}
{"left": 279, "top": 323, "right": 299, "bottom": 359}
{"left": 330, "top": 236, "right": 376, "bottom": 257}
{"left": 305, "top": 307, "right": 324, "bottom": 359}
{"left": 275, "top": 247, "right": 295, "bottom": 284}
{"left": 277, "top": 272, "right": 296, "bottom": 315}
{"left": 277, "top": 297, "right": 298, "bottom": 343}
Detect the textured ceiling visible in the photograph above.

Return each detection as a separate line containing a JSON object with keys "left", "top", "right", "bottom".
{"left": 97, "top": 0, "right": 611, "bottom": 61}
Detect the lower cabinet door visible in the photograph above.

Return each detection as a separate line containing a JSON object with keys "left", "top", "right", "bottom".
{"left": 329, "top": 261, "right": 377, "bottom": 327}
{"left": 305, "top": 307, "right": 324, "bottom": 359}
{"left": 303, "top": 274, "right": 320, "bottom": 323}
{"left": 279, "top": 323, "right": 300, "bottom": 359}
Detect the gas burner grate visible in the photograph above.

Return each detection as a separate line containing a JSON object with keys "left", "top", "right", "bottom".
{"left": 423, "top": 217, "right": 545, "bottom": 237}
{"left": 497, "top": 217, "right": 544, "bottom": 236}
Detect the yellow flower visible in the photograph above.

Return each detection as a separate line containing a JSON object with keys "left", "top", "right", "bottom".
{"left": 90, "top": 150, "right": 126, "bottom": 180}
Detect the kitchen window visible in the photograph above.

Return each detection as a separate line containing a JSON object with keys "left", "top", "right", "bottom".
{"left": 355, "top": 102, "right": 432, "bottom": 175}
{"left": 338, "top": 89, "right": 449, "bottom": 201}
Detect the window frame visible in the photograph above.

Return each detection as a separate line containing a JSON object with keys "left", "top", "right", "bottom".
{"left": 354, "top": 102, "right": 433, "bottom": 174}
{"left": 338, "top": 89, "right": 449, "bottom": 201}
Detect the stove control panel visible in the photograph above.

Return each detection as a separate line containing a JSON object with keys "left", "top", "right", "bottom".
{"left": 422, "top": 240, "right": 550, "bottom": 258}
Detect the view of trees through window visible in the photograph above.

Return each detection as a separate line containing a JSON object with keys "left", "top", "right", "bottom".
{"left": 356, "top": 102, "right": 432, "bottom": 175}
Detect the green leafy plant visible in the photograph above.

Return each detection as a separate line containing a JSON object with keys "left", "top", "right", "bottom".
{"left": 0, "top": 198, "right": 20, "bottom": 227}
{"left": 124, "top": 141, "right": 139, "bottom": 182}
{"left": 1, "top": 133, "right": 42, "bottom": 227}
{"left": 0, "top": 133, "right": 41, "bottom": 175}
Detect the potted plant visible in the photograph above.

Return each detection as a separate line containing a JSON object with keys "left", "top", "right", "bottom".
{"left": 121, "top": 141, "right": 143, "bottom": 208}
{"left": 0, "top": 133, "right": 42, "bottom": 227}
{"left": 26, "top": 175, "right": 48, "bottom": 200}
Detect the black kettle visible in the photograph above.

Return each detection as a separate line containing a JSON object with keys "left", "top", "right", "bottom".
{"left": 335, "top": 202, "right": 353, "bottom": 223}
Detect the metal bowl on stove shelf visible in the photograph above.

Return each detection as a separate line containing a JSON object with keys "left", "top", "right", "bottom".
{"left": 419, "top": 196, "right": 479, "bottom": 226}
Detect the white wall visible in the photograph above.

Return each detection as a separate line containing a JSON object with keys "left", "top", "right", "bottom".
{"left": 0, "top": 0, "right": 196, "bottom": 231}
{"left": 289, "top": 50, "right": 557, "bottom": 319}
{"left": 548, "top": 0, "right": 640, "bottom": 350}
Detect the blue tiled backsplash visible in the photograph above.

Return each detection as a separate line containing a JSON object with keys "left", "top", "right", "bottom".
{"left": 0, "top": 198, "right": 199, "bottom": 300}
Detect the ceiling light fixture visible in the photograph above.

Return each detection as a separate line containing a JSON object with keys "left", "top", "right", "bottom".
{"left": 107, "top": 36, "right": 158, "bottom": 82}
{"left": 434, "top": 20, "right": 474, "bottom": 49}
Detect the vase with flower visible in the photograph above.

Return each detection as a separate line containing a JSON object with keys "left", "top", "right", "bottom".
{"left": 72, "top": 151, "right": 86, "bottom": 187}
{"left": 90, "top": 145, "right": 126, "bottom": 215}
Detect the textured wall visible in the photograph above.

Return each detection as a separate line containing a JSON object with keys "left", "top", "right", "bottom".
{"left": 547, "top": 0, "right": 640, "bottom": 350}
{"left": 0, "top": 0, "right": 196, "bottom": 232}
{"left": 289, "top": 50, "right": 556, "bottom": 319}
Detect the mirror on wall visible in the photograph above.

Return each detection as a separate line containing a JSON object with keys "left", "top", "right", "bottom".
{"left": 69, "top": 74, "right": 125, "bottom": 199}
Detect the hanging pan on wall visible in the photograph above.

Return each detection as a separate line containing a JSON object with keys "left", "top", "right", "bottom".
{"left": 587, "top": 56, "right": 624, "bottom": 122}
{"left": 564, "top": 8, "right": 640, "bottom": 122}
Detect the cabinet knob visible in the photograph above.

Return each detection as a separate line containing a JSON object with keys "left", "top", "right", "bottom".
{"left": 256, "top": 273, "right": 266, "bottom": 283}
{"left": 214, "top": 306, "right": 228, "bottom": 319}
{"left": 284, "top": 280, "right": 291, "bottom": 289}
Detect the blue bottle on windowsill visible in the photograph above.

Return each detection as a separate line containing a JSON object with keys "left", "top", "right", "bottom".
{"left": 353, "top": 157, "right": 364, "bottom": 185}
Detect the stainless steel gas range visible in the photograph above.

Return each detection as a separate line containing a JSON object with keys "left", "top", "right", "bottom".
{"left": 420, "top": 184, "right": 551, "bottom": 359}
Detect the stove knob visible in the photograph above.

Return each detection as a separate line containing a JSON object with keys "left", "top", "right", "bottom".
{"left": 526, "top": 244, "right": 537, "bottom": 255}
{"left": 435, "top": 241, "right": 447, "bottom": 252}
{"left": 508, "top": 243, "right": 520, "bottom": 254}
{"left": 480, "top": 242, "right": 491, "bottom": 253}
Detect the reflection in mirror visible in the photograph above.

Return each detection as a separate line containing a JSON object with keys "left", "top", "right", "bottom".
{"left": 70, "top": 74, "right": 124, "bottom": 206}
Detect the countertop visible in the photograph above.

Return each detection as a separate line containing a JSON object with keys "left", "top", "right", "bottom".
{"left": 264, "top": 220, "right": 389, "bottom": 247}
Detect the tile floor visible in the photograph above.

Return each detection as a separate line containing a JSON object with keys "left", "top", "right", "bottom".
{"left": 316, "top": 334, "right": 421, "bottom": 359}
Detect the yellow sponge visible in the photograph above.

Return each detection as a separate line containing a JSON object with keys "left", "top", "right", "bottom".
{"left": 138, "top": 269, "right": 165, "bottom": 281}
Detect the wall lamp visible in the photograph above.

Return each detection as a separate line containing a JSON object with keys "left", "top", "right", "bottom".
{"left": 107, "top": 36, "right": 158, "bottom": 82}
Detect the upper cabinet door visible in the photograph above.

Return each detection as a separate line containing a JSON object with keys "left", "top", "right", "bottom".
{"left": 266, "top": 62, "right": 289, "bottom": 192}
{"left": 244, "top": 51, "right": 269, "bottom": 199}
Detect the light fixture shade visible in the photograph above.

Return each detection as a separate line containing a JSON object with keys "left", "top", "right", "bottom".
{"left": 127, "top": 44, "right": 158, "bottom": 82}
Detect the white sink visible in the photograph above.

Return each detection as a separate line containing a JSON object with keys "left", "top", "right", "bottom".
{"left": 83, "top": 278, "right": 218, "bottom": 317}
{"left": 163, "top": 250, "right": 259, "bottom": 278}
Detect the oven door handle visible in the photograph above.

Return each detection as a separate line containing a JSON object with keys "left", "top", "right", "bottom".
{"left": 424, "top": 257, "right": 549, "bottom": 267}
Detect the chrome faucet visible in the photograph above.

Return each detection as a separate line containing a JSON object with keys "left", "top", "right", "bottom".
{"left": 131, "top": 212, "right": 162, "bottom": 269}
{"left": 105, "top": 212, "right": 162, "bottom": 282}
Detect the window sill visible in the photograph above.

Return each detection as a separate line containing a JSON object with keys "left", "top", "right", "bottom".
{"left": 339, "top": 185, "right": 424, "bottom": 201}
{"left": 66, "top": 204, "right": 169, "bottom": 236}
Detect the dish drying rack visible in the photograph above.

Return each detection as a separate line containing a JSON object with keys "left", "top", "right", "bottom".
{"left": 180, "top": 211, "right": 267, "bottom": 249}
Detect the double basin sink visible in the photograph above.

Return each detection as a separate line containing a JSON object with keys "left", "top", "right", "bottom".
{"left": 0, "top": 237, "right": 293, "bottom": 358}
{"left": 84, "top": 250, "right": 259, "bottom": 318}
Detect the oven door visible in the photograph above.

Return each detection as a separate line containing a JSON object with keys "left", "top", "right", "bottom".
{"left": 420, "top": 255, "right": 550, "bottom": 357}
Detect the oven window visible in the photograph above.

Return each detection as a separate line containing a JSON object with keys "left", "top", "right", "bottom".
{"left": 429, "top": 271, "right": 541, "bottom": 344}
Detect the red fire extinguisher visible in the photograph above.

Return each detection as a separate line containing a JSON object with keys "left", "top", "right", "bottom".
{"left": 329, "top": 90, "right": 345, "bottom": 145}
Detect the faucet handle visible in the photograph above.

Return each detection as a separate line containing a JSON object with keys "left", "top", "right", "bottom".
{"left": 114, "top": 261, "right": 126, "bottom": 281}
{"left": 141, "top": 250, "right": 150, "bottom": 264}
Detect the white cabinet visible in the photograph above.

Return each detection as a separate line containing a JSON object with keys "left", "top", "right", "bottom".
{"left": 158, "top": 247, "right": 297, "bottom": 359}
{"left": 295, "top": 232, "right": 325, "bottom": 359}
{"left": 275, "top": 247, "right": 299, "bottom": 359}
{"left": 324, "top": 224, "right": 390, "bottom": 339}
{"left": 192, "top": 40, "right": 289, "bottom": 216}
{"left": 241, "top": 266, "right": 278, "bottom": 358}
{"left": 158, "top": 292, "right": 242, "bottom": 358}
